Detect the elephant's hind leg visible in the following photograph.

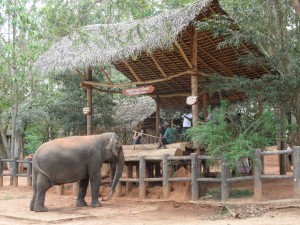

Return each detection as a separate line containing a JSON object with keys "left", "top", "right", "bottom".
{"left": 76, "top": 177, "right": 89, "bottom": 207}
{"left": 34, "top": 173, "right": 51, "bottom": 212}
{"left": 90, "top": 175, "right": 101, "bottom": 207}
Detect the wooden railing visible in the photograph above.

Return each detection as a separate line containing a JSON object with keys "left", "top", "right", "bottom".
{"left": 118, "top": 147, "right": 300, "bottom": 201}
{"left": 1, "top": 147, "right": 300, "bottom": 202}
{"left": 0, "top": 157, "right": 32, "bottom": 187}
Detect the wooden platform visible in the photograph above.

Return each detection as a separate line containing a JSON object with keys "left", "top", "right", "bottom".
{"left": 123, "top": 142, "right": 193, "bottom": 159}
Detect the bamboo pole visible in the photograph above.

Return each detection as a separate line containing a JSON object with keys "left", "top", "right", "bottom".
{"left": 163, "top": 154, "right": 170, "bottom": 199}
{"left": 254, "top": 149, "right": 262, "bottom": 201}
{"left": 191, "top": 26, "right": 199, "bottom": 127}
{"left": 87, "top": 67, "right": 93, "bottom": 135}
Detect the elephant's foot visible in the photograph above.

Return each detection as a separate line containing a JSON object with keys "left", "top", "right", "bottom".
{"left": 90, "top": 200, "right": 102, "bottom": 208}
{"left": 76, "top": 199, "right": 88, "bottom": 207}
{"left": 34, "top": 205, "right": 48, "bottom": 212}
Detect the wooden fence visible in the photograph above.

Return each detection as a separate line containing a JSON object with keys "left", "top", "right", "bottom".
{"left": 118, "top": 146, "right": 300, "bottom": 201}
{"left": 0, "top": 157, "right": 32, "bottom": 187}
{"left": 1, "top": 147, "right": 300, "bottom": 202}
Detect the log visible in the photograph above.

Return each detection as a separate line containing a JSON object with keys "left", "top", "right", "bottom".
{"left": 124, "top": 148, "right": 183, "bottom": 159}
{"left": 122, "top": 142, "right": 190, "bottom": 152}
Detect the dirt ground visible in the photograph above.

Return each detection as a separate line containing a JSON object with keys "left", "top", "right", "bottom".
{"left": 1, "top": 153, "right": 300, "bottom": 225}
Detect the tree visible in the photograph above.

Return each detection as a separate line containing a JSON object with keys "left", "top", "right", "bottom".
{"left": 0, "top": 0, "right": 42, "bottom": 158}
{"left": 194, "top": 0, "right": 300, "bottom": 143}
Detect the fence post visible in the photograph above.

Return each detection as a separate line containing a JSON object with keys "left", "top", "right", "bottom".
{"left": 12, "top": 157, "right": 18, "bottom": 186}
{"left": 73, "top": 182, "right": 79, "bottom": 198}
{"left": 0, "top": 157, "right": 3, "bottom": 186}
{"left": 126, "top": 164, "right": 133, "bottom": 194}
{"left": 293, "top": 146, "right": 300, "bottom": 198}
{"left": 139, "top": 156, "right": 146, "bottom": 198}
{"left": 254, "top": 149, "right": 262, "bottom": 201}
{"left": 56, "top": 185, "right": 63, "bottom": 195}
{"left": 162, "top": 154, "right": 170, "bottom": 199}
{"left": 26, "top": 158, "right": 32, "bottom": 186}
{"left": 221, "top": 156, "right": 229, "bottom": 201}
{"left": 191, "top": 153, "right": 199, "bottom": 201}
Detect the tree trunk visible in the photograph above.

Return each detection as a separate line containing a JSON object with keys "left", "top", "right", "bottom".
{"left": 0, "top": 120, "right": 10, "bottom": 158}
{"left": 292, "top": 0, "right": 300, "bottom": 19}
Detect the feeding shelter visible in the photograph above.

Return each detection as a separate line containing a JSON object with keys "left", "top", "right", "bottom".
{"left": 36, "top": 0, "right": 271, "bottom": 136}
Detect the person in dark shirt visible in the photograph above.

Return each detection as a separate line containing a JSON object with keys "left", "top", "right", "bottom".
{"left": 156, "top": 122, "right": 175, "bottom": 149}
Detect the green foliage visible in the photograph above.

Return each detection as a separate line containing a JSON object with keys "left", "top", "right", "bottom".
{"left": 23, "top": 124, "right": 44, "bottom": 155}
{"left": 207, "top": 187, "right": 253, "bottom": 200}
{"left": 186, "top": 100, "right": 276, "bottom": 169}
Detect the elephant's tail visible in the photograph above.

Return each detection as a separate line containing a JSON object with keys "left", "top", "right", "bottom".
{"left": 34, "top": 156, "right": 54, "bottom": 187}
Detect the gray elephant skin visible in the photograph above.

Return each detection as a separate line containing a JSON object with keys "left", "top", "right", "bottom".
{"left": 30, "top": 132, "right": 125, "bottom": 212}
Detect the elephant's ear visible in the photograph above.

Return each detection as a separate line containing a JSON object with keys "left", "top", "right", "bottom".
{"left": 107, "top": 134, "right": 123, "bottom": 157}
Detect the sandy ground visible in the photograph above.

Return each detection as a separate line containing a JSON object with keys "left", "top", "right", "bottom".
{"left": 1, "top": 154, "right": 300, "bottom": 225}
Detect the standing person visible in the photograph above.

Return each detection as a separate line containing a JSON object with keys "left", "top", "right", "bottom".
{"left": 156, "top": 122, "right": 175, "bottom": 149}
{"left": 181, "top": 106, "right": 192, "bottom": 141}
{"left": 206, "top": 106, "right": 215, "bottom": 122}
{"left": 132, "top": 129, "right": 146, "bottom": 144}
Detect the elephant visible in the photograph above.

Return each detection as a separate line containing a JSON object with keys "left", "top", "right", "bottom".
{"left": 30, "top": 132, "right": 125, "bottom": 212}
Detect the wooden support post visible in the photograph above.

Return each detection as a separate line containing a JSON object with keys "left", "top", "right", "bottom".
{"left": 116, "top": 182, "right": 122, "bottom": 197}
{"left": 56, "top": 185, "right": 63, "bottom": 195}
{"left": 87, "top": 67, "right": 93, "bottom": 135}
{"left": 26, "top": 158, "right": 32, "bottom": 186}
{"left": 191, "top": 28, "right": 199, "bottom": 127}
{"left": 139, "top": 156, "right": 146, "bottom": 198}
{"left": 147, "top": 163, "right": 154, "bottom": 178}
{"left": 221, "top": 157, "right": 229, "bottom": 201}
{"left": 12, "top": 157, "right": 18, "bottom": 186}
{"left": 0, "top": 157, "right": 3, "bottom": 186}
{"left": 191, "top": 153, "right": 199, "bottom": 201}
{"left": 293, "top": 146, "right": 300, "bottom": 198}
{"left": 73, "top": 182, "right": 79, "bottom": 198}
{"left": 162, "top": 154, "right": 170, "bottom": 199}
{"left": 203, "top": 93, "right": 208, "bottom": 119}
{"left": 126, "top": 164, "right": 133, "bottom": 193}
{"left": 155, "top": 97, "right": 161, "bottom": 138}
{"left": 135, "top": 164, "right": 139, "bottom": 179}
{"left": 155, "top": 162, "right": 161, "bottom": 177}
{"left": 254, "top": 149, "right": 262, "bottom": 201}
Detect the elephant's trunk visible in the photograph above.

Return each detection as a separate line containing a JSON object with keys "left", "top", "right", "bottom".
{"left": 103, "top": 150, "right": 125, "bottom": 201}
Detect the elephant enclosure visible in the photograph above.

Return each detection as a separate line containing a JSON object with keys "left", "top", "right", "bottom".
{"left": 1, "top": 153, "right": 300, "bottom": 225}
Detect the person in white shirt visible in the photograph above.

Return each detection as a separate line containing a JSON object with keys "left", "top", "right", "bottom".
{"left": 181, "top": 107, "right": 192, "bottom": 141}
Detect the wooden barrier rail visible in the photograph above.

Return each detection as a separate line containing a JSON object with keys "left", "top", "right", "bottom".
{"left": 0, "top": 157, "right": 32, "bottom": 187}
{"left": 118, "top": 147, "right": 300, "bottom": 201}
{"left": 1, "top": 147, "right": 300, "bottom": 202}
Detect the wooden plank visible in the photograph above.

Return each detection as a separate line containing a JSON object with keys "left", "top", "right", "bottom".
{"left": 124, "top": 148, "right": 183, "bottom": 159}
{"left": 254, "top": 149, "right": 262, "bottom": 201}
{"left": 123, "top": 142, "right": 190, "bottom": 151}
{"left": 163, "top": 154, "right": 170, "bottom": 199}
{"left": 293, "top": 146, "right": 300, "bottom": 198}
{"left": 139, "top": 156, "right": 146, "bottom": 198}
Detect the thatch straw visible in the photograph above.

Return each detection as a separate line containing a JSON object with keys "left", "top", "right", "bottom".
{"left": 113, "top": 96, "right": 156, "bottom": 128}
{"left": 36, "top": 0, "right": 213, "bottom": 74}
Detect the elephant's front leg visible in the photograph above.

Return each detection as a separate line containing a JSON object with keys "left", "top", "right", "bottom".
{"left": 90, "top": 174, "right": 101, "bottom": 207}
{"left": 76, "top": 178, "right": 89, "bottom": 207}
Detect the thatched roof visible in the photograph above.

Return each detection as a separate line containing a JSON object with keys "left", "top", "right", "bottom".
{"left": 113, "top": 96, "right": 156, "bottom": 129}
{"left": 36, "top": 0, "right": 213, "bottom": 73}
{"left": 36, "top": 0, "right": 271, "bottom": 110}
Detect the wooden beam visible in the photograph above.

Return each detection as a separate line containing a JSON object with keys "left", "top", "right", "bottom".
{"left": 203, "top": 92, "right": 208, "bottom": 118}
{"left": 75, "top": 68, "right": 87, "bottom": 80}
{"left": 150, "top": 54, "right": 168, "bottom": 78}
{"left": 98, "top": 64, "right": 114, "bottom": 84}
{"left": 92, "top": 87, "right": 122, "bottom": 94}
{"left": 174, "top": 41, "right": 193, "bottom": 68}
{"left": 81, "top": 70, "right": 190, "bottom": 88}
{"left": 191, "top": 28, "right": 199, "bottom": 126}
{"left": 241, "top": 43, "right": 272, "bottom": 75}
{"left": 122, "top": 60, "right": 142, "bottom": 82}
{"left": 87, "top": 67, "right": 93, "bottom": 135}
